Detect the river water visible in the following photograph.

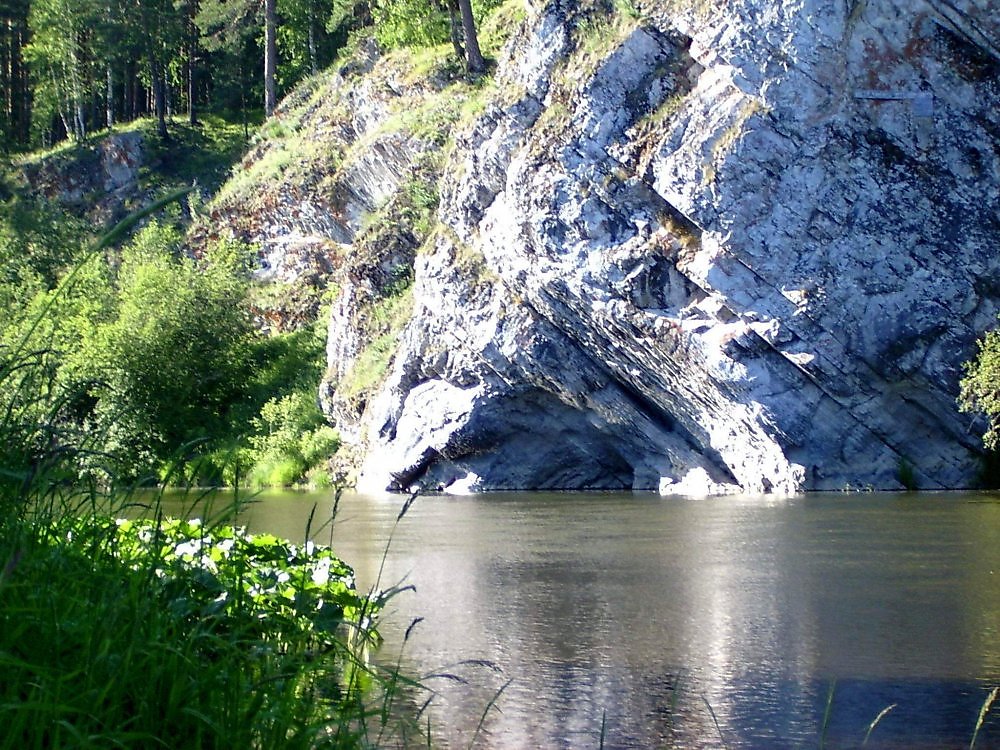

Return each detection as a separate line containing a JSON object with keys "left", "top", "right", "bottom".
{"left": 167, "top": 489, "right": 1000, "bottom": 749}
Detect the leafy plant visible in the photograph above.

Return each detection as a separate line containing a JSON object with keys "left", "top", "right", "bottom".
{"left": 960, "top": 328, "right": 1000, "bottom": 450}
{"left": 63, "top": 223, "right": 256, "bottom": 480}
{"left": 248, "top": 390, "right": 340, "bottom": 488}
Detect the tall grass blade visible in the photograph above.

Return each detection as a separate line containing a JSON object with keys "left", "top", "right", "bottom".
{"left": 970, "top": 686, "right": 998, "bottom": 750}
{"left": 468, "top": 676, "right": 512, "bottom": 750}
{"left": 819, "top": 679, "right": 837, "bottom": 750}
{"left": 701, "top": 694, "right": 728, "bottom": 750}
{"left": 863, "top": 703, "right": 897, "bottom": 746}
{"left": 397, "top": 487, "right": 420, "bottom": 522}
{"left": 599, "top": 708, "right": 607, "bottom": 750}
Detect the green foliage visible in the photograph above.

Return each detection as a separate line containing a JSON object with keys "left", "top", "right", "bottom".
{"left": 0, "top": 498, "right": 383, "bottom": 748}
{"left": 0, "top": 200, "right": 339, "bottom": 489}
{"left": 0, "top": 307, "right": 424, "bottom": 748}
{"left": 960, "top": 328, "right": 1000, "bottom": 450}
{"left": 372, "top": 0, "right": 503, "bottom": 52}
{"left": 0, "top": 192, "right": 91, "bottom": 307}
{"left": 62, "top": 223, "right": 255, "bottom": 479}
{"left": 897, "top": 457, "right": 917, "bottom": 491}
{"left": 340, "top": 285, "right": 413, "bottom": 397}
{"left": 248, "top": 390, "right": 340, "bottom": 488}
{"left": 111, "top": 516, "right": 373, "bottom": 644}
{"left": 477, "top": 0, "right": 527, "bottom": 59}
{"left": 142, "top": 114, "right": 255, "bottom": 194}
{"left": 6, "top": 0, "right": 351, "bottom": 151}
{"left": 372, "top": 0, "right": 451, "bottom": 49}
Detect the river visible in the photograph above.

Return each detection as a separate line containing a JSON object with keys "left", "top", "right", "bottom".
{"left": 164, "top": 489, "right": 1000, "bottom": 749}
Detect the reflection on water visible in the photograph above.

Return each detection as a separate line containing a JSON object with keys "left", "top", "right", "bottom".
{"left": 158, "top": 490, "right": 1000, "bottom": 748}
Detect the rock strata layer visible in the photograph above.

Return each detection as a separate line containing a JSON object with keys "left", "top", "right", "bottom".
{"left": 355, "top": 0, "right": 1000, "bottom": 494}
{"left": 222, "top": 0, "right": 1000, "bottom": 494}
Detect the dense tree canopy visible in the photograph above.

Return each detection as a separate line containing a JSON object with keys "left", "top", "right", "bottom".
{"left": 0, "top": 0, "right": 496, "bottom": 150}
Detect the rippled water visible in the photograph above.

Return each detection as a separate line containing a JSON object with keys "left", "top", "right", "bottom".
{"left": 163, "top": 490, "right": 1000, "bottom": 748}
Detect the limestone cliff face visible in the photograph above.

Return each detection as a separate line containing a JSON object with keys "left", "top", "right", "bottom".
{"left": 354, "top": 0, "right": 1000, "bottom": 494}
{"left": 228, "top": 0, "right": 1000, "bottom": 493}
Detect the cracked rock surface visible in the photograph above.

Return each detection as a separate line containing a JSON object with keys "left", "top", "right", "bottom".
{"left": 351, "top": 0, "right": 1000, "bottom": 494}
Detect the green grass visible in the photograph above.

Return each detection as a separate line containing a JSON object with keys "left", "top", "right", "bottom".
{"left": 143, "top": 113, "right": 257, "bottom": 194}
{"left": 0, "top": 502, "right": 382, "bottom": 749}
{"left": 0, "top": 239, "right": 430, "bottom": 746}
{"left": 340, "top": 285, "right": 414, "bottom": 397}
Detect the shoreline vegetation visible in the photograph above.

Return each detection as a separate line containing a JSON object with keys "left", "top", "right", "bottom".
{"left": 0, "top": 194, "right": 432, "bottom": 748}
{"left": 0, "top": 327, "right": 431, "bottom": 746}
{"left": 1, "top": 116, "right": 342, "bottom": 493}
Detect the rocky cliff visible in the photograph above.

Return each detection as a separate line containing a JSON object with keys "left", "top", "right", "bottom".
{"left": 15, "top": 130, "right": 143, "bottom": 224}
{"left": 214, "top": 0, "right": 1000, "bottom": 494}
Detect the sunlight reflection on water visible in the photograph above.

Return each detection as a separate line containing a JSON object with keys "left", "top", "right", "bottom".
{"left": 157, "top": 489, "right": 1000, "bottom": 748}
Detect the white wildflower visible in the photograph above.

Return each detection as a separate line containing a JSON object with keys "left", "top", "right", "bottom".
{"left": 311, "top": 557, "right": 331, "bottom": 585}
{"left": 174, "top": 540, "right": 201, "bottom": 557}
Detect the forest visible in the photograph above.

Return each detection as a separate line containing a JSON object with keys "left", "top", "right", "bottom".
{"left": 0, "top": 0, "right": 509, "bottom": 493}
{"left": 0, "top": 0, "right": 494, "bottom": 151}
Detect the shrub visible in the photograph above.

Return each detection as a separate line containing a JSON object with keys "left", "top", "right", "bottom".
{"left": 960, "top": 328, "right": 1000, "bottom": 450}
{"left": 247, "top": 390, "right": 340, "bottom": 488}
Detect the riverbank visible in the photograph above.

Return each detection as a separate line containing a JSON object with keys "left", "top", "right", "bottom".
{"left": 0, "top": 480, "right": 418, "bottom": 748}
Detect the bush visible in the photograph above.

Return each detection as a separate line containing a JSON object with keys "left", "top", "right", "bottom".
{"left": 248, "top": 390, "right": 340, "bottom": 488}
{"left": 60, "top": 224, "right": 256, "bottom": 480}
{"left": 961, "top": 328, "right": 1000, "bottom": 450}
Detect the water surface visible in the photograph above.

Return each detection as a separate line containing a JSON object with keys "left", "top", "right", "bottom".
{"left": 165, "top": 490, "right": 1000, "bottom": 748}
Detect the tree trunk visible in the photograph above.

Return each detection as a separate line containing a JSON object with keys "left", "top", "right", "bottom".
{"left": 150, "top": 55, "right": 168, "bottom": 139}
{"left": 69, "top": 37, "right": 86, "bottom": 139}
{"left": 264, "top": 0, "right": 277, "bottom": 116}
{"left": 188, "top": 59, "right": 197, "bottom": 124}
{"left": 446, "top": 0, "right": 465, "bottom": 63}
{"left": 123, "top": 64, "right": 133, "bottom": 121}
{"left": 106, "top": 64, "right": 114, "bottom": 128}
{"left": 458, "top": 0, "right": 484, "bottom": 73}
{"left": 308, "top": 1, "right": 317, "bottom": 75}
{"left": 187, "top": 0, "right": 198, "bottom": 125}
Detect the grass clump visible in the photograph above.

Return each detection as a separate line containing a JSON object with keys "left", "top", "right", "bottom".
{"left": 340, "top": 284, "right": 414, "bottom": 398}
{"left": 0, "top": 507, "right": 381, "bottom": 749}
{"left": 702, "top": 97, "right": 765, "bottom": 184}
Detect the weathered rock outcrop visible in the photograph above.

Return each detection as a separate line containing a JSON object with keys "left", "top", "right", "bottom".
{"left": 223, "top": 0, "right": 1000, "bottom": 494}
{"left": 354, "top": 0, "right": 1000, "bottom": 493}
{"left": 194, "top": 39, "right": 439, "bottom": 335}
{"left": 17, "top": 130, "right": 143, "bottom": 223}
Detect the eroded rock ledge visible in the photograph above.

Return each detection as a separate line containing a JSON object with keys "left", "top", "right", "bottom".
{"left": 218, "top": 0, "right": 1000, "bottom": 494}
{"left": 354, "top": 0, "right": 1000, "bottom": 494}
